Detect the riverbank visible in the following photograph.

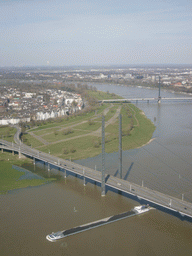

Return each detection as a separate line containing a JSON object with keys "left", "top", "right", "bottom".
{"left": 0, "top": 153, "right": 55, "bottom": 194}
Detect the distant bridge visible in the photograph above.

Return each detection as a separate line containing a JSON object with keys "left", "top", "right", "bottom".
{"left": 1, "top": 137, "right": 192, "bottom": 220}
{"left": 98, "top": 97, "right": 192, "bottom": 104}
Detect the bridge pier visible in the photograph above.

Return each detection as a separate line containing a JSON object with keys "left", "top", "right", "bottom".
{"left": 12, "top": 142, "right": 14, "bottom": 155}
{"left": 83, "top": 168, "right": 86, "bottom": 186}
{"left": 64, "top": 169, "right": 66, "bottom": 178}
{"left": 19, "top": 147, "right": 21, "bottom": 158}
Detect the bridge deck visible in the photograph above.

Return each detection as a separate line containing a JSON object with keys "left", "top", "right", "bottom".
{"left": 99, "top": 97, "right": 192, "bottom": 103}
{"left": 1, "top": 139, "right": 192, "bottom": 219}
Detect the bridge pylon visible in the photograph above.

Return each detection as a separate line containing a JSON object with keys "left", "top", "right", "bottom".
{"left": 119, "top": 114, "right": 122, "bottom": 179}
{"left": 158, "top": 76, "right": 161, "bottom": 104}
{"left": 101, "top": 115, "right": 105, "bottom": 196}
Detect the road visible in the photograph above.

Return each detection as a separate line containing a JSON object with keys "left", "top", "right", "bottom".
{"left": 1, "top": 138, "right": 192, "bottom": 220}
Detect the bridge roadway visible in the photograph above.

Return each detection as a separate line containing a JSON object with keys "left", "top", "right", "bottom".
{"left": 99, "top": 97, "right": 192, "bottom": 103}
{"left": 1, "top": 139, "right": 192, "bottom": 220}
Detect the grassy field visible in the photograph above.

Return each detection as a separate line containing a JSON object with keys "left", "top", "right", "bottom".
{"left": 87, "top": 90, "right": 123, "bottom": 100}
{"left": 36, "top": 102, "right": 155, "bottom": 160}
{"left": 29, "top": 105, "right": 102, "bottom": 133}
{"left": 6, "top": 90, "right": 155, "bottom": 161}
{"left": 25, "top": 103, "right": 116, "bottom": 146}
{"left": 0, "top": 126, "right": 17, "bottom": 142}
{"left": 23, "top": 133, "right": 44, "bottom": 147}
{"left": 0, "top": 152, "right": 54, "bottom": 194}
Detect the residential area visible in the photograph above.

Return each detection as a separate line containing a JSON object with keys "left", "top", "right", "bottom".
{"left": 0, "top": 65, "right": 192, "bottom": 125}
{"left": 0, "top": 86, "right": 83, "bottom": 125}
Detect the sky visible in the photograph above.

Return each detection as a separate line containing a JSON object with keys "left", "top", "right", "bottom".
{"left": 0, "top": 0, "right": 192, "bottom": 67}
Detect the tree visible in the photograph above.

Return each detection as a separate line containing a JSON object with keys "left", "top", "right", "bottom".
{"left": 72, "top": 100, "right": 78, "bottom": 107}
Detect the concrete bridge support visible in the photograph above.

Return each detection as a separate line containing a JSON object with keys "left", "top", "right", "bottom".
{"left": 83, "top": 168, "right": 86, "bottom": 186}
{"left": 64, "top": 169, "right": 67, "bottom": 178}
{"left": 19, "top": 147, "right": 21, "bottom": 158}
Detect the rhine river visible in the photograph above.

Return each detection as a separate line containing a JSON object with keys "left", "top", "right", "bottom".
{"left": 1, "top": 84, "right": 192, "bottom": 256}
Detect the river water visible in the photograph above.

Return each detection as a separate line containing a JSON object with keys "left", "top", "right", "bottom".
{"left": 1, "top": 84, "right": 192, "bottom": 256}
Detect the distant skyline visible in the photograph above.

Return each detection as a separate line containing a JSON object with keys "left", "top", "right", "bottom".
{"left": 1, "top": 0, "right": 192, "bottom": 67}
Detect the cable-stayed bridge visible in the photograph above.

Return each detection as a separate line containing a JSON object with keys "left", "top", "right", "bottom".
{"left": 98, "top": 97, "right": 192, "bottom": 104}
{"left": 1, "top": 138, "right": 192, "bottom": 221}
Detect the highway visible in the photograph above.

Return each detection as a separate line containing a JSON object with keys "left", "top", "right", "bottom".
{"left": 1, "top": 136, "right": 192, "bottom": 220}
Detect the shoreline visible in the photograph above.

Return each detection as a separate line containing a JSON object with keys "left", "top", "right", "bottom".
{"left": 135, "top": 138, "right": 156, "bottom": 149}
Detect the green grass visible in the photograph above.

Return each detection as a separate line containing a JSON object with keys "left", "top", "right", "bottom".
{"left": 74, "top": 121, "right": 101, "bottom": 132}
{"left": 23, "top": 133, "right": 44, "bottom": 148}
{"left": 42, "top": 129, "right": 90, "bottom": 143}
{"left": 87, "top": 90, "right": 123, "bottom": 100}
{"left": 38, "top": 103, "right": 155, "bottom": 160}
{"left": 104, "top": 105, "right": 119, "bottom": 121}
{"left": 40, "top": 135, "right": 103, "bottom": 160}
{"left": 96, "top": 103, "right": 110, "bottom": 115}
{"left": 17, "top": 90, "right": 155, "bottom": 160}
{"left": 30, "top": 109, "right": 97, "bottom": 133}
{"left": 0, "top": 153, "right": 54, "bottom": 194}
{"left": 0, "top": 126, "right": 17, "bottom": 142}
{"left": 39, "top": 105, "right": 120, "bottom": 144}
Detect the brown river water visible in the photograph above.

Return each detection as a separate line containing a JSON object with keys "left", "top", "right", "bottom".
{"left": 1, "top": 84, "right": 192, "bottom": 255}
{"left": 1, "top": 176, "right": 192, "bottom": 256}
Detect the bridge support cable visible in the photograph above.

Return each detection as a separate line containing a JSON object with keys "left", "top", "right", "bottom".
{"left": 121, "top": 156, "right": 187, "bottom": 200}
{"left": 153, "top": 139, "right": 192, "bottom": 169}
{"left": 119, "top": 114, "right": 122, "bottom": 179}
{"left": 101, "top": 115, "right": 105, "bottom": 197}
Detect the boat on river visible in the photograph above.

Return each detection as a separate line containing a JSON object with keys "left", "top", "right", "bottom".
{"left": 133, "top": 205, "right": 150, "bottom": 214}
{"left": 46, "top": 205, "right": 150, "bottom": 242}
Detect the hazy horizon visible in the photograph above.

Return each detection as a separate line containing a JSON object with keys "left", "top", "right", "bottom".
{"left": 1, "top": 0, "right": 192, "bottom": 67}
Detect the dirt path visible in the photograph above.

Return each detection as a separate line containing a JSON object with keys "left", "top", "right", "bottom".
{"left": 32, "top": 104, "right": 113, "bottom": 136}
{"left": 36, "top": 106, "right": 121, "bottom": 148}
{"left": 28, "top": 131, "right": 49, "bottom": 145}
{"left": 28, "top": 104, "right": 114, "bottom": 146}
